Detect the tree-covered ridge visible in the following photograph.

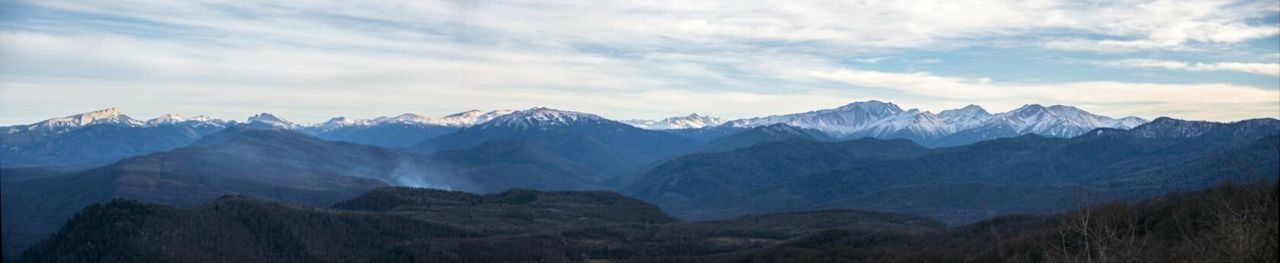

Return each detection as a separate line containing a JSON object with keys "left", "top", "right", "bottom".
{"left": 16, "top": 182, "right": 1276, "bottom": 262}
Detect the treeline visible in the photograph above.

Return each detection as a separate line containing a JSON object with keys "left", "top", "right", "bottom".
{"left": 13, "top": 182, "right": 1277, "bottom": 262}
{"left": 722, "top": 181, "right": 1279, "bottom": 262}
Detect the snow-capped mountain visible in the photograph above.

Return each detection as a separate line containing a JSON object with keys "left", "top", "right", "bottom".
{"left": 315, "top": 116, "right": 375, "bottom": 130}
{"left": 722, "top": 100, "right": 959, "bottom": 141}
{"left": 413, "top": 107, "right": 701, "bottom": 182}
{"left": 145, "top": 114, "right": 232, "bottom": 128}
{"left": 246, "top": 113, "right": 300, "bottom": 129}
{"left": 718, "top": 101, "right": 1147, "bottom": 147}
{"left": 308, "top": 110, "right": 515, "bottom": 132}
{"left": 2, "top": 108, "right": 235, "bottom": 137}
{"left": 432, "top": 110, "right": 517, "bottom": 127}
{"left": 937, "top": 105, "right": 992, "bottom": 130}
{"left": 0, "top": 102, "right": 1157, "bottom": 151}
{"left": 2, "top": 108, "right": 230, "bottom": 168}
{"left": 725, "top": 100, "right": 905, "bottom": 138}
{"left": 931, "top": 104, "right": 1147, "bottom": 147}
{"left": 371, "top": 113, "right": 433, "bottom": 125}
{"left": 991, "top": 105, "right": 1140, "bottom": 137}
{"left": 624, "top": 114, "right": 725, "bottom": 130}
{"left": 4, "top": 108, "right": 144, "bottom": 134}
{"left": 854, "top": 109, "right": 956, "bottom": 141}
{"left": 144, "top": 114, "right": 187, "bottom": 125}
{"left": 476, "top": 107, "right": 611, "bottom": 131}
{"left": 297, "top": 110, "right": 516, "bottom": 147}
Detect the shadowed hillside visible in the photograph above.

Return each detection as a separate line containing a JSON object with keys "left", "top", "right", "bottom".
{"left": 1, "top": 127, "right": 445, "bottom": 258}
{"left": 14, "top": 187, "right": 940, "bottom": 262}
{"left": 718, "top": 182, "right": 1278, "bottom": 262}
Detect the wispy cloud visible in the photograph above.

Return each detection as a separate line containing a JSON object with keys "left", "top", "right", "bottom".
{"left": 0, "top": 0, "right": 1277, "bottom": 124}
{"left": 1091, "top": 59, "right": 1280, "bottom": 77}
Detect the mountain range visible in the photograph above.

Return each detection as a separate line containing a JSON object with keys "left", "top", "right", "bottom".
{"left": 412, "top": 107, "right": 700, "bottom": 186}
{"left": 629, "top": 117, "right": 1279, "bottom": 222}
{"left": 623, "top": 113, "right": 725, "bottom": 129}
{"left": 1, "top": 101, "right": 1275, "bottom": 260}
{"left": 1, "top": 101, "right": 1146, "bottom": 168}
{"left": 722, "top": 101, "right": 1147, "bottom": 147}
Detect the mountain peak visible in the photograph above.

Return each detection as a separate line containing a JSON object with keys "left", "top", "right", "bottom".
{"left": 317, "top": 116, "right": 369, "bottom": 129}
{"left": 515, "top": 107, "right": 601, "bottom": 120}
{"left": 1011, "top": 104, "right": 1048, "bottom": 115}
{"left": 437, "top": 109, "right": 514, "bottom": 127}
{"left": 25, "top": 107, "right": 141, "bottom": 131}
{"left": 959, "top": 104, "right": 986, "bottom": 112}
{"left": 1126, "top": 117, "right": 1220, "bottom": 138}
{"left": 837, "top": 100, "right": 904, "bottom": 114}
{"left": 69, "top": 108, "right": 127, "bottom": 125}
{"left": 625, "top": 113, "right": 725, "bottom": 129}
{"left": 480, "top": 107, "right": 607, "bottom": 130}
{"left": 188, "top": 115, "right": 215, "bottom": 122}
{"left": 374, "top": 113, "right": 433, "bottom": 124}
{"left": 938, "top": 104, "right": 991, "bottom": 120}
{"left": 145, "top": 114, "right": 186, "bottom": 125}
{"left": 247, "top": 113, "right": 298, "bottom": 129}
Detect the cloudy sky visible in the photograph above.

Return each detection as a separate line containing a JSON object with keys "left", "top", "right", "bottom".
{"left": 1, "top": 0, "right": 1277, "bottom": 124}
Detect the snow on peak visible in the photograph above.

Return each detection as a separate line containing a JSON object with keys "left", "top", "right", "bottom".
{"left": 721, "top": 100, "right": 1147, "bottom": 141}
{"left": 725, "top": 100, "right": 907, "bottom": 137}
{"left": 937, "top": 105, "right": 992, "bottom": 130}
{"left": 65, "top": 108, "right": 131, "bottom": 125}
{"left": 304, "top": 110, "right": 515, "bottom": 130}
{"left": 835, "top": 100, "right": 904, "bottom": 114}
{"left": 145, "top": 114, "right": 230, "bottom": 127}
{"left": 859, "top": 109, "right": 955, "bottom": 139}
{"left": 247, "top": 113, "right": 298, "bottom": 129}
{"left": 436, "top": 109, "right": 515, "bottom": 127}
{"left": 981, "top": 104, "right": 1146, "bottom": 138}
{"left": 938, "top": 105, "right": 991, "bottom": 119}
{"left": 374, "top": 113, "right": 434, "bottom": 125}
{"left": 480, "top": 107, "right": 607, "bottom": 130}
{"left": 624, "top": 113, "right": 725, "bottom": 130}
{"left": 25, "top": 108, "right": 142, "bottom": 132}
{"left": 146, "top": 114, "right": 186, "bottom": 125}
{"left": 1115, "top": 117, "right": 1148, "bottom": 129}
{"left": 187, "top": 115, "right": 218, "bottom": 122}
{"left": 318, "top": 116, "right": 372, "bottom": 130}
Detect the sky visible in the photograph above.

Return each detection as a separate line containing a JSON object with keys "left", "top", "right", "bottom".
{"left": 1, "top": 0, "right": 1278, "bottom": 125}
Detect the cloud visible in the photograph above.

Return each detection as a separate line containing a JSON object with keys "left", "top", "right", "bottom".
{"left": 0, "top": 0, "right": 1277, "bottom": 124}
{"left": 1091, "top": 59, "right": 1280, "bottom": 77}
{"left": 16, "top": 0, "right": 1280, "bottom": 51}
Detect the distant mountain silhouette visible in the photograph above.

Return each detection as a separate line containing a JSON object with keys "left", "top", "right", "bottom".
{"left": 700, "top": 123, "right": 835, "bottom": 152}
{"left": 304, "top": 123, "right": 459, "bottom": 148}
{"left": 1, "top": 123, "right": 224, "bottom": 168}
{"left": 630, "top": 118, "right": 1280, "bottom": 222}
{"left": 1, "top": 126, "right": 461, "bottom": 257}
{"left": 413, "top": 108, "right": 701, "bottom": 184}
